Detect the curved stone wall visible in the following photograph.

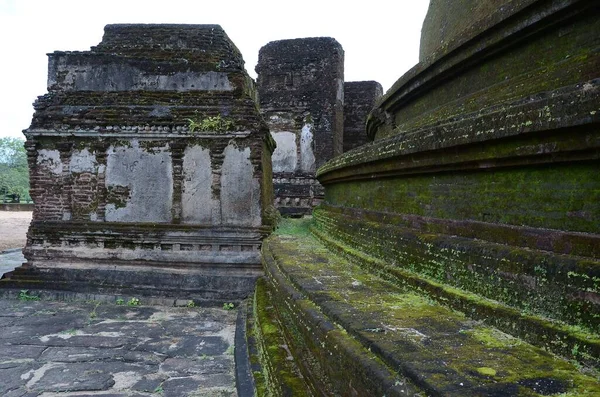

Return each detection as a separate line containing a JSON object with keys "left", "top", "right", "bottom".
{"left": 316, "top": 0, "right": 600, "bottom": 366}
{"left": 419, "top": 0, "right": 536, "bottom": 62}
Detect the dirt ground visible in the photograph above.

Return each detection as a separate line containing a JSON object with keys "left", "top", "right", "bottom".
{"left": 0, "top": 211, "right": 31, "bottom": 252}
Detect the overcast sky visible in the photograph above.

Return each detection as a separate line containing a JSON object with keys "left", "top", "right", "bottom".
{"left": 0, "top": 0, "right": 429, "bottom": 139}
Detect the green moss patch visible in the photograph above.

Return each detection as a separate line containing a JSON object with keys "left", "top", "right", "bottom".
{"left": 248, "top": 278, "right": 311, "bottom": 397}
{"left": 323, "top": 162, "right": 600, "bottom": 234}
{"left": 311, "top": 208, "right": 600, "bottom": 349}
{"left": 262, "top": 219, "right": 600, "bottom": 395}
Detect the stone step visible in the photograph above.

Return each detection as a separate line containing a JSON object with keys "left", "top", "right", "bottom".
{"left": 311, "top": 209, "right": 600, "bottom": 368}
{"left": 255, "top": 219, "right": 600, "bottom": 396}
{"left": 1, "top": 264, "right": 261, "bottom": 305}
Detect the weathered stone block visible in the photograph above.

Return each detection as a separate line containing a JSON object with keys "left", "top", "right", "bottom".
{"left": 4, "top": 24, "right": 276, "bottom": 302}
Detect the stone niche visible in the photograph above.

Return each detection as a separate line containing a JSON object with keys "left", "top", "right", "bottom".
{"left": 5, "top": 24, "right": 276, "bottom": 302}
{"left": 256, "top": 37, "right": 344, "bottom": 216}
{"left": 343, "top": 81, "right": 382, "bottom": 152}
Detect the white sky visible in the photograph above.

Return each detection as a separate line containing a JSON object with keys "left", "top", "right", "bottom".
{"left": 0, "top": 0, "right": 429, "bottom": 139}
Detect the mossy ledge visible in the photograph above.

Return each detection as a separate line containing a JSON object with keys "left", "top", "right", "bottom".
{"left": 255, "top": 220, "right": 600, "bottom": 396}
{"left": 312, "top": 208, "right": 600, "bottom": 345}
{"left": 311, "top": 222, "right": 600, "bottom": 369}
{"left": 247, "top": 278, "right": 312, "bottom": 396}
{"left": 261, "top": 235, "right": 420, "bottom": 395}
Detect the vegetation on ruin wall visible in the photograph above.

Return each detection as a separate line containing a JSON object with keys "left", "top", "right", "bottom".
{"left": 311, "top": 209, "right": 600, "bottom": 367}
{"left": 0, "top": 137, "right": 30, "bottom": 202}
{"left": 187, "top": 114, "right": 236, "bottom": 133}
{"left": 250, "top": 278, "right": 311, "bottom": 397}
{"left": 264, "top": 221, "right": 600, "bottom": 395}
{"left": 324, "top": 162, "right": 600, "bottom": 234}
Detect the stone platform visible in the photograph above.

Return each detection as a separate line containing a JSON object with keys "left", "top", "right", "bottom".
{"left": 251, "top": 219, "right": 600, "bottom": 396}
{"left": 0, "top": 298, "right": 238, "bottom": 396}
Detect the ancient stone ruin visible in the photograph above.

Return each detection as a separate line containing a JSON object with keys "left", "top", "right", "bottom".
{"left": 255, "top": 38, "right": 345, "bottom": 216}
{"left": 256, "top": 0, "right": 600, "bottom": 394}
{"left": 1, "top": 0, "right": 598, "bottom": 394}
{"left": 343, "top": 81, "right": 382, "bottom": 152}
{"left": 3, "top": 24, "right": 276, "bottom": 302}
{"left": 256, "top": 39, "right": 383, "bottom": 216}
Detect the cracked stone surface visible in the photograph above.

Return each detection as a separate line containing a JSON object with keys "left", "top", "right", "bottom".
{"left": 0, "top": 299, "right": 238, "bottom": 396}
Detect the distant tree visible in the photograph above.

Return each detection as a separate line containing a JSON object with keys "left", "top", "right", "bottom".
{"left": 0, "top": 137, "right": 30, "bottom": 202}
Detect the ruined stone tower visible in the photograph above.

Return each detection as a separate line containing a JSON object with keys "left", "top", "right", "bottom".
{"left": 256, "top": 38, "right": 344, "bottom": 216}
{"left": 4, "top": 24, "right": 276, "bottom": 302}
{"left": 343, "top": 81, "right": 383, "bottom": 152}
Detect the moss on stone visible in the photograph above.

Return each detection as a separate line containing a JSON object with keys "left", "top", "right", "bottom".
{"left": 378, "top": 3, "right": 600, "bottom": 142}
{"left": 261, "top": 220, "right": 600, "bottom": 395}
{"left": 323, "top": 162, "right": 599, "bottom": 234}
{"left": 251, "top": 278, "right": 311, "bottom": 397}
{"left": 312, "top": 206, "right": 600, "bottom": 331}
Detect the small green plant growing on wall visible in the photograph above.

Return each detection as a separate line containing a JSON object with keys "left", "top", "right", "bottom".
{"left": 571, "top": 343, "right": 579, "bottom": 357}
{"left": 187, "top": 114, "right": 235, "bottom": 133}
{"left": 128, "top": 297, "right": 140, "bottom": 306}
{"left": 116, "top": 298, "right": 124, "bottom": 305}
{"left": 223, "top": 302, "right": 235, "bottom": 310}
{"left": 18, "top": 290, "right": 40, "bottom": 301}
{"left": 187, "top": 300, "right": 196, "bottom": 308}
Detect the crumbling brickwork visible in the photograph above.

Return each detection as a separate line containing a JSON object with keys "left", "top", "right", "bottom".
{"left": 343, "top": 81, "right": 383, "bottom": 152}
{"left": 5, "top": 24, "right": 276, "bottom": 302}
{"left": 256, "top": 38, "right": 344, "bottom": 216}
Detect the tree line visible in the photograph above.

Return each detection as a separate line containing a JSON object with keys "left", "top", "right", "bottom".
{"left": 0, "top": 137, "right": 30, "bottom": 202}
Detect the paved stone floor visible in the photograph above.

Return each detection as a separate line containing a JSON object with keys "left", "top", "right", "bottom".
{"left": 0, "top": 299, "right": 238, "bottom": 397}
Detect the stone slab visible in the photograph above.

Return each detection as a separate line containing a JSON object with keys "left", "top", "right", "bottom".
{"left": 0, "top": 298, "right": 238, "bottom": 396}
